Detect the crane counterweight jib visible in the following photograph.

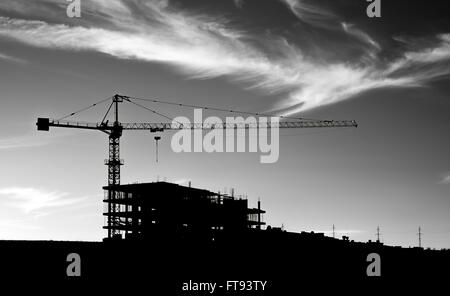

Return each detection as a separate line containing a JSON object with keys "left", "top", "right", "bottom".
{"left": 36, "top": 118, "right": 112, "bottom": 131}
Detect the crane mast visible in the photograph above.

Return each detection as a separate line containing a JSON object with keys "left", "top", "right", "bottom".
{"left": 106, "top": 95, "right": 123, "bottom": 238}
{"left": 37, "top": 94, "right": 358, "bottom": 239}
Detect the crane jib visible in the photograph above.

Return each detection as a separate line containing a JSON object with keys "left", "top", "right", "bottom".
{"left": 37, "top": 118, "right": 358, "bottom": 132}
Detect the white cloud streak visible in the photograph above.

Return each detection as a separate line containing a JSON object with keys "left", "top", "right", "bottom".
{"left": 0, "top": 134, "right": 51, "bottom": 150}
{"left": 439, "top": 174, "right": 450, "bottom": 185}
{"left": 386, "top": 34, "right": 450, "bottom": 76}
{"left": 0, "top": 0, "right": 448, "bottom": 114}
{"left": 0, "top": 218, "right": 41, "bottom": 231}
{"left": 341, "top": 22, "right": 380, "bottom": 50}
{"left": 0, "top": 187, "right": 83, "bottom": 214}
{"left": 234, "top": 0, "right": 245, "bottom": 8}
{"left": 0, "top": 51, "right": 26, "bottom": 64}
{"left": 280, "top": 0, "right": 335, "bottom": 28}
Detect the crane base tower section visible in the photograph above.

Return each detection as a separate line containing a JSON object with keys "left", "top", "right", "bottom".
{"left": 102, "top": 182, "right": 265, "bottom": 242}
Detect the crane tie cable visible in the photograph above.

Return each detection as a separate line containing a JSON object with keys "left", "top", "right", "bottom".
{"left": 126, "top": 95, "right": 332, "bottom": 122}
{"left": 123, "top": 97, "right": 183, "bottom": 125}
{"left": 56, "top": 94, "right": 337, "bottom": 124}
{"left": 57, "top": 97, "right": 112, "bottom": 121}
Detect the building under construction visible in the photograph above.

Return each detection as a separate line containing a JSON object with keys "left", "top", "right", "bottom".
{"left": 103, "top": 182, "right": 265, "bottom": 242}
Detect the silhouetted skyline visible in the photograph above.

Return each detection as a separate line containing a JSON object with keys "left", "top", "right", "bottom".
{"left": 0, "top": 0, "right": 449, "bottom": 249}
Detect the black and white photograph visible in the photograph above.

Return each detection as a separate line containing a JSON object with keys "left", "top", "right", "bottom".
{"left": 0, "top": 0, "right": 449, "bottom": 291}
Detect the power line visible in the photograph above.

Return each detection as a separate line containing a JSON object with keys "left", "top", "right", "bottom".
{"left": 418, "top": 226, "right": 422, "bottom": 248}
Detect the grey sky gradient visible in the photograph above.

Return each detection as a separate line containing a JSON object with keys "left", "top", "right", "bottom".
{"left": 0, "top": 0, "right": 449, "bottom": 248}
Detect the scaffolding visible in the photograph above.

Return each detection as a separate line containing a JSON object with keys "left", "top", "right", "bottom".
{"left": 102, "top": 182, "right": 265, "bottom": 241}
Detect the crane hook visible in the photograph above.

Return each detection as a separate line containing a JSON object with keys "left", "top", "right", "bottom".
{"left": 154, "top": 136, "right": 161, "bottom": 163}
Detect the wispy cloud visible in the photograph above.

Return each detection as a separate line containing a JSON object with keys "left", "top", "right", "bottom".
{"left": 0, "top": 134, "right": 50, "bottom": 150}
{"left": 439, "top": 174, "right": 450, "bottom": 185}
{"left": 386, "top": 34, "right": 450, "bottom": 77}
{"left": 280, "top": 0, "right": 335, "bottom": 28}
{"left": 0, "top": 218, "right": 41, "bottom": 231}
{"left": 233, "top": 0, "right": 245, "bottom": 8}
{"left": 0, "top": 0, "right": 448, "bottom": 114}
{"left": 341, "top": 22, "right": 381, "bottom": 51}
{"left": 0, "top": 51, "right": 26, "bottom": 64}
{"left": 0, "top": 187, "right": 83, "bottom": 214}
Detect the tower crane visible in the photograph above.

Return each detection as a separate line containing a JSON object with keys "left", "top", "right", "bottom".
{"left": 37, "top": 94, "right": 357, "bottom": 239}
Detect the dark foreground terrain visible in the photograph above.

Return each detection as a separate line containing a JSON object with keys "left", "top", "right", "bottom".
{"left": 0, "top": 230, "right": 448, "bottom": 291}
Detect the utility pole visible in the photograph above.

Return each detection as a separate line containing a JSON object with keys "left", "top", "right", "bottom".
{"left": 257, "top": 198, "right": 261, "bottom": 230}
{"left": 376, "top": 226, "right": 380, "bottom": 242}
{"left": 418, "top": 226, "right": 422, "bottom": 248}
{"left": 332, "top": 224, "right": 335, "bottom": 239}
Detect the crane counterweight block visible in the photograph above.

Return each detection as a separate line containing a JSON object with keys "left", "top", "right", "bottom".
{"left": 37, "top": 118, "right": 50, "bottom": 131}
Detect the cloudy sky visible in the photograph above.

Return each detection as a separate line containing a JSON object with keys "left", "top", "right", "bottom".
{"left": 0, "top": 0, "right": 449, "bottom": 248}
